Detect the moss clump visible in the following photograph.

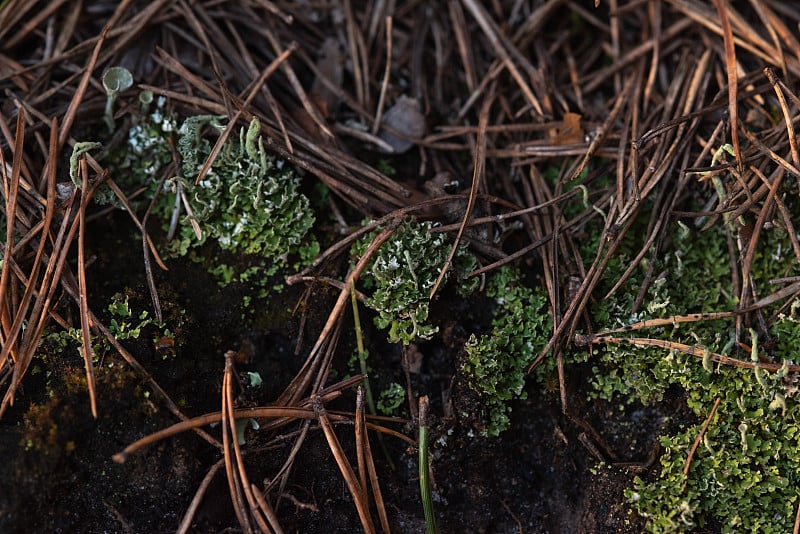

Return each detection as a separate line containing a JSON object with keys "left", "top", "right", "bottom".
{"left": 584, "top": 216, "right": 800, "bottom": 532}
{"left": 461, "top": 267, "right": 552, "bottom": 436}
{"left": 39, "top": 292, "right": 181, "bottom": 364}
{"left": 355, "top": 220, "right": 477, "bottom": 345}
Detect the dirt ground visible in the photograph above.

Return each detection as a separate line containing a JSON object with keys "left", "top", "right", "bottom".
{"left": 0, "top": 216, "right": 659, "bottom": 531}
{"left": 0, "top": 224, "right": 656, "bottom": 532}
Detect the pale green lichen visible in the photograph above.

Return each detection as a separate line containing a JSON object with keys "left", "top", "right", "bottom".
{"left": 69, "top": 142, "right": 103, "bottom": 186}
{"left": 580, "top": 200, "right": 800, "bottom": 532}
{"left": 97, "top": 94, "right": 176, "bottom": 207}
{"left": 168, "top": 116, "right": 316, "bottom": 265}
{"left": 354, "top": 220, "right": 477, "bottom": 345}
{"left": 103, "top": 106, "right": 317, "bottom": 286}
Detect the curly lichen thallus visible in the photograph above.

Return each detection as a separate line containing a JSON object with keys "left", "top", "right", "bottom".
{"left": 686, "top": 143, "right": 739, "bottom": 230}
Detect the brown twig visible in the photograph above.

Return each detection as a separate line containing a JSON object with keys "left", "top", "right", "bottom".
{"left": 76, "top": 158, "right": 98, "bottom": 417}
{"left": 315, "top": 394, "right": 376, "bottom": 534}
{"left": 683, "top": 396, "right": 722, "bottom": 478}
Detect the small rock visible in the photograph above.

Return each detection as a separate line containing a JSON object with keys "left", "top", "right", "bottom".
{"left": 379, "top": 95, "right": 425, "bottom": 153}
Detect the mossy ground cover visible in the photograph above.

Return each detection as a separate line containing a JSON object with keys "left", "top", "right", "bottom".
{"left": 2, "top": 1, "right": 800, "bottom": 532}
{"left": 584, "top": 206, "right": 800, "bottom": 532}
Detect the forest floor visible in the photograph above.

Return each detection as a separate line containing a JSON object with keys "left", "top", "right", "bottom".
{"left": 2, "top": 1, "right": 800, "bottom": 532}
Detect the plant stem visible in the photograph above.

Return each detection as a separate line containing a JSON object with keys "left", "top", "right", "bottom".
{"left": 418, "top": 396, "right": 437, "bottom": 534}
{"left": 350, "top": 284, "right": 377, "bottom": 415}
{"left": 350, "top": 284, "right": 396, "bottom": 470}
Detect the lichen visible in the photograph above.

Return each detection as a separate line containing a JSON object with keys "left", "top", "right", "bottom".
{"left": 97, "top": 94, "right": 177, "bottom": 207}
{"left": 167, "top": 116, "right": 317, "bottom": 273}
{"left": 353, "top": 220, "right": 477, "bottom": 345}
{"left": 103, "top": 106, "right": 318, "bottom": 289}
{"left": 582, "top": 204, "right": 800, "bottom": 532}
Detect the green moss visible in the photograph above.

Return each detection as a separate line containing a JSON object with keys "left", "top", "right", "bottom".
{"left": 40, "top": 292, "right": 182, "bottom": 364}
{"left": 583, "top": 212, "right": 800, "bottom": 532}
{"left": 461, "top": 267, "right": 552, "bottom": 436}
{"left": 377, "top": 382, "right": 406, "bottom": 415}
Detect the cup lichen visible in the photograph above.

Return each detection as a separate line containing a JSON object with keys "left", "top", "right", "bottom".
{"left": 584, "top": 212, "right": 800, "bottom": 532}
{"left": 353, "top": 220, "right": 477, "bottom": 345}
{"left": 167, "top": 115, "right": 317, "bottom": 271}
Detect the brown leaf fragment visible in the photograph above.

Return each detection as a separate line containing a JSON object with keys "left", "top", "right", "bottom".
{"left": 552, "top": 112, "right": 585, "bottom": 145}
{"left": 311, "top": 37, "right": 344, "bottom": 118}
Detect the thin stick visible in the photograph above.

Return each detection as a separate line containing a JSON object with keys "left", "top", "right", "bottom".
{"left": 460, "top": 0, "right": 542, "bottom": 115}
{"left": 194, "top": 45, "right": 295, "bottom": 185}
{"left": 224, "top": 352, "right": 271, "bottom": 533}
{"left": 76, "top": 158, "right": 98, "bottom": 417}
{"left": 176, "top": 458, "right": 225, "bottom": 534}
{"left": 0, "top": 110, "right": 23, "bottom": 362}
{"left": 580, "top": 335, "right": 800, "bottom": 373}
{"left": 763, "top": 68, "right": 800, "bottom": 171}
{"left": 221, "top": 354, "right": 253, "bottom": 533}
{"left": 361, "top": 397, "right": 391, "bottom": 533}
{"left": 794, "top": 495, "right": 800, "bottom": 534}
{"left": 712, "top": 0, "right": 742, "bottom": 171}
{"left": 343, "top": 0, "right": 368, "bottom": 109}
{"left": 277, "top": 224, "right": 399, "bottom": 407}
{"left": 261, "top": 27, "right": 333, "bottom": 139}
{"left": 251, "top": 484, "right": 284, "bottom": 534}
{"left": 315, "top": 396, "right": 376, "bottom": 533}
{"left": 594, "top": 311, "right": 737, "bottom": 337}
{"left": 1, "top": 120, "right": 66, "bottom": 416}
{"left": 113, "top": 384, "right": 413, "bottom": 463}
{"left": 57, "top": 28, "right": 106, "bottom": 149}
{"left": 430, "top": 93, "right": 491, "bottom": 298}
{"left": 683, "top": 397, "right": 722, "bottom": 478}
{"left": 372, "top": 16, "right": 393, "bottom": 135}
{"left": 355, "top": 387, "right": 368, "bottom": 497}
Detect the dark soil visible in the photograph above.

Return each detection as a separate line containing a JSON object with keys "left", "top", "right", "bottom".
{"left": 0, "top": 218, "right": 660, "bottom": 533}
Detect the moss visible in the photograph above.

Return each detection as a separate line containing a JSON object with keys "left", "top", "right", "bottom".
{"left": 461, "top": 266, "right": 552, "bottom": 436}
{"left": 22, "top": 401, "right": 65, "bottom": 454}
{"left": 39, "top": 292, "right": 182, "bottom": 366}
{"left": 584, "top": 209, "right": 800, "bottom": 531}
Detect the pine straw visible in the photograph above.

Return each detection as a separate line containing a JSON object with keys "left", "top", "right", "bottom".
{"left": 2, "top": 0, "right": 800, "bottom": 530}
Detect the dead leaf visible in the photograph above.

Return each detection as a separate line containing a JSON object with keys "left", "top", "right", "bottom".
{"left": 552, "top": 112, "right": 584, "bottom": 145}
{"left": 311, "top": 37, "right": 344, "bottom": 118}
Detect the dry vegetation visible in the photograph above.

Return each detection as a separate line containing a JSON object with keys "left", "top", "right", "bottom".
{"left": 2, "top": 0, "right": 800, "bottom": 532}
